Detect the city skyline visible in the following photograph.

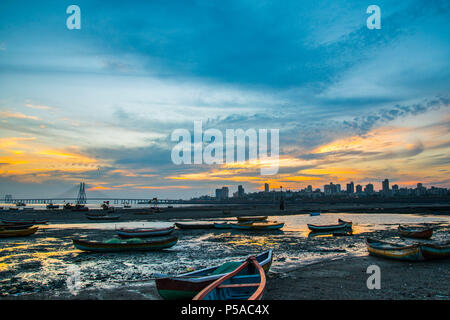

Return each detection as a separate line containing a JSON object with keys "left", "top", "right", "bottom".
{"left": 1, "top": 1, "right": 449, "bottom": 198}
{"left": 200, "top": 178, "right": 449, "bottom": 200}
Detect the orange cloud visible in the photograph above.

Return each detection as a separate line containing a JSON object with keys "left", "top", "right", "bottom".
{"left": 135, "top": 186, "right": 192, "bottom": 189}
{"left": 0, "top": 137, "right": 105, "bottom": 183}
{"left": 0, "top": 111, "right": 39, "bottom": 120}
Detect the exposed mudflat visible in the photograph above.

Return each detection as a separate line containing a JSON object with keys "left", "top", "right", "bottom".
{"left": 0, "top": 210, "right": 449, "bottom": 300}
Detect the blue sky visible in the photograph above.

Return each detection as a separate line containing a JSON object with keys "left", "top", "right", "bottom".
{"left": 0, "top": 0, "right": 449, "bottom": 198}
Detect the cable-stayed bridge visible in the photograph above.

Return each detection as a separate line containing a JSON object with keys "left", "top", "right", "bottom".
{"left": 2, "top": 182, "right": 195, "bottom": 205}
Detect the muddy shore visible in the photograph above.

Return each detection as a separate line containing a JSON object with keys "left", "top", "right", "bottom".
{"left": 1, "top": 208, "right": 449, "bottom": 300}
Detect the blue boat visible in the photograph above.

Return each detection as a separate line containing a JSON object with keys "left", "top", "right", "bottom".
{"left": 193, "top": 256, "right": 266, "bottom": 300}
{"left": 214, "top": 222, "right": 232, "bottom": 229}
{"left": 309, "top": 212, "right": 321, "bottom": 216}
{"left": 420, "top": 241, "right": 450, "bottom": 260}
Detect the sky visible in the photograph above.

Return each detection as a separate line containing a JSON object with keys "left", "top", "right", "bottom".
{"left": 0, "top": 0, "right": 449, "bottom": 199}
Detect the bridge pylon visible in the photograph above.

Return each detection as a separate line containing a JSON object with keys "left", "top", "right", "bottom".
{"left": 76, "top": 182, "right": 87, "bottom": 204}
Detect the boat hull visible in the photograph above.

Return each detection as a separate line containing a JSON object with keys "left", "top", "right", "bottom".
{"left": 420, "top": 242, "right": 450, "bottom": 260}
{"left": 1, "top": 219, "right": 47, "bottom": 225}
{"left": 308, "top": 223, "right": 350, "bottom": 232}
{"left": 0, "top": 223, "right": 34, "bottom": 230}
{"left": 338, "top": 219, "right": 352, "bottom": 227}
{"left": 236, "top": 216, "right": 268, "bottom": 222}
{"left": 175, "top": 222, "right": 215, "bottom": 229}
{"left": 214, "top": 223, "right": 232, "bottom": 229}
{"left": 116, "top": 226, "right": 174, "bottom": 238}
{"left": 72, "top": 236, "right": 178, "bottom": 252}
{"left": 366, "top": 238, "right": 423, "bottom": 261}
{"left": 155, "top": 250, "right": 272, "bottom": 300}
{"left": 193, "top": 257, "right": 265, "bottom": 300}
{"left": 231, "top": 222, "right": 284, "bottom": 230}
{"left": 0, "top": 226, "right": 38, "bottom": 238}
{"left": 398, "top": 226, "right": 433, "bottom": 239}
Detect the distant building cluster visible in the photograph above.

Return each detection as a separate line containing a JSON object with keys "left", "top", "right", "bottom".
{"left": 212, "top": 185, "right": 247, "bottom": 200}
{"left": 192, "top": 179, "right": 450, "bottom": 201}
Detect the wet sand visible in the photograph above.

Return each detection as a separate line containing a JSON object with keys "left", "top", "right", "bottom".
{"left": 265, "top": 255, "right": 450, "bottom": 300}
{"left": 1, "top": 207, "right": 449, "bottom": 300}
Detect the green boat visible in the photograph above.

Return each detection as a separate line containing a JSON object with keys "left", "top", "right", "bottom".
{"left": 72, "top": 236, "right": 178, "bottom": 252}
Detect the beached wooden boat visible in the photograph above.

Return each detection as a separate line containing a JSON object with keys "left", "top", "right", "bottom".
{"left": 0, "top": 223, "right": 34, "bottom": 230}
{"left": 307, "top": 222, "right": 350, "bottom": 232}
{"left": 175, "top": 222, "right": 215, "bottom": 229}
{"left": 366, "top": 238, "right": 423, "bottom": 261}
{"left": 309, "top": 212, "right": 321, "bottom": 216}
{"left": 0, "top": 226, "right": 38, "bottom": 238}
{"left": 308, "top": 229, "right": 352, "bottom": 237}
{"left": 72, "top": 235, "right": 178, "bottom": 252}
{"left": 1, "top": 218, "right": 48, "bottom": 225}
{"left": 398, "top": 225, "right": 433, "bottom": 239}
{"left": 86, "top": 214, "right": 120, "bottom": 221}
{"left": 236, "top": 216, "right": 268, "bottom": 222}
{"left": 116, "top": 226, "right": 175, "bottom": 238}
{"left": 338, "top": 218, "right": 352, "bottom": 227}
{"left": 420, "top": 241, "right": 450, "bottom": 260}
{"left": 155, "top": 250, "right": 272, "bottom": 300}
{"left": 193, "top": 256, "right": 266, "bottom": 300}
{"left": 231, "top": 221, "right": 284, "bottom": 230}
{"left": 214, "top": 222, "right": 232, "bottom": 229}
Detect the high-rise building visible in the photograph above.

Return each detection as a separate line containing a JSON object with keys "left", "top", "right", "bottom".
{"left": 325, "top": 182, "right": 338, "bottom": 194}
{"left": 356, "top": 185, "right": 363, "bottom": 193}
{"left": 382, "top": 179, "right": 390, "bottom": 193}
{"left": 364, "top": 183, "right": 374, "bottom": 194}
{"left": 222, "top": 187, "right": 229, "bottom": 199}
{"left": 346, "top": 182, "right": 355, "bottom": 193}
{"left": 264, "top": 183, "right": 269, "bottom": 193}
{"left": 307, "top": 185, "right": 313, "bottom": 192}
{"left": 215, "top": 188, "right": 222, "bottom": 200}
{"left": 216, "top": 187, "right": 229, "bottom": 199}
{"left": 238, "top": 185, "right": 245, "bottom": 198}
